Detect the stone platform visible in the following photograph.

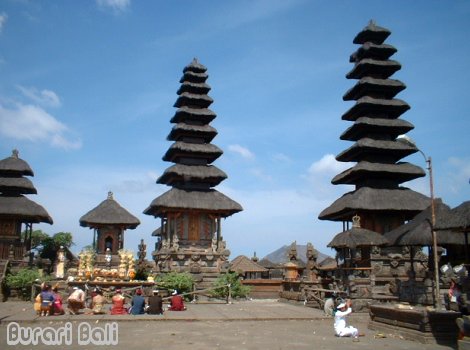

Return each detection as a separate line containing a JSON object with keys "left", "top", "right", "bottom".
{"left": 369, "top": 304, "right": 460, "bottom": 346}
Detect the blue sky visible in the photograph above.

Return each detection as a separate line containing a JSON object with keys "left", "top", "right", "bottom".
{"left": 0, "top": 0, "right": 469, "bottom": 260}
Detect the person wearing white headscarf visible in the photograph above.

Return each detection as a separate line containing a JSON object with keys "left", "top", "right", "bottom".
{"left": 334, "top": 299, "right": 359, "bottom": 338}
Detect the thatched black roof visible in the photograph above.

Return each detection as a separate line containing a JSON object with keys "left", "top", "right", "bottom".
{"left": 174, "top": 92, "right": 213, "bottom": 109}
{"left": 328, "top": 227, "right": 388, "bottom": 249}
{"left": 167, "top": 123, "right": 217, "bottom": 142}
{"left": 353, "top": 20, "right": 391, "bottom": 45}
{"left": 332, "top": 161, "right": 425, "bottom": 185}
{"left": 179, "top": 70, "right": 207, "bottom": 84}
{"left": 336, "top": 137, "right": 417, "bottom": 163}
{"left": 144, "top": 188, "right": 242, "bottom": 217}
{"left": 384, "top": 200, "right": 465, "bottom": 246}
{"left": 346, "top": 58, "right": 401, "bottom": 80}
{"left": 340, "top": 117, "right": 414, "bottom": 141}
{"left": 0, "top": 177, "right": 37, "bottom": 194}
{"left": 80, "top": 192, "right": 140, "bottom": 229}
{"left": 0, "top": 195, "right": 53, "bottom": 224}
{"left": 342, "top": 96, "right": 410, "bottom": 121}
{"left": 230, "top": 255, "right": 267, "bottom": 273}
{"left": 157, "top": 164, "right": 227, "bottom": 186}
{"left": 435, "top": 201, "right": 470, "bottom": 232}
{"left": 162, "top": 141, "right": 223, "bottom": 163}
{"left": 177, "top": 81, "right": 210, "bottom": 95}
{"left": 349, "top": 42, "right": 397, "bottom": 63}
{"left": 343, "top": 77, "right": 405, "bottom": 101}
{"left": 0, "top": 150, "right": 34, "bottom": 176}
{"left": 152, "top": 227, "right": 162, "bottom": 236}
{"left": 319, "top": 187, "right": 429, "bottom": 221}
{"left": 146, "top": 59, "right": 242, "bottom": 219}
{"left": 170, "top": 107, "right": 216, "bottom": 124}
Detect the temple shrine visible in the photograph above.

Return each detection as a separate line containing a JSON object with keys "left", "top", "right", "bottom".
{"left": 79, "top": 191, "right": 140, "bottom": 267}
{"left": 318, "top": 21, "right": 431, "bottom": 306}
{"left": 0, "top": 149, "right": 52, "bottom": 262}
{"left": 144, "top": 59, "right": 242, "bottom": 289}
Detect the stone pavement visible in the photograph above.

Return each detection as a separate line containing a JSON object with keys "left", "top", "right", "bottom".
{"left": 0, "top": 300, "right": 454, "bottom": 349}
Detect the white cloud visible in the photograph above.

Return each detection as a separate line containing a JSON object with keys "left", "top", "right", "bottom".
{"left": 228, "top": 144, "right": 255, "bottom": 160}
{"left": 0, "top": 103, "right": 81, "bottom": 150}
{"left": 0, "top": 12, "right": 7, "bottom": 33}
{"left": 17, "top": 85, "right": 61, "bottom": 108}
{"left": 97, "top": 0, "right": 130, "bottom": 13}
{"left": 272, "top": 153, "right": 291, "bottom": 163}
{"left": 308, "top": 154, "right": 349, "bottom": 175}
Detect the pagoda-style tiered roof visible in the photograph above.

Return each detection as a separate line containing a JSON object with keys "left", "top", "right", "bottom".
{"left": 144, "top": 59, "right": 242, "bottom": 218}
{"left": 80, "top": 191, "right": 140, "bottom": 229}
{"left": 319, "top": 21, "right": 428, "bottom": 223}
{"left": 0, "top": 149, "right": 52, "bottom": 224}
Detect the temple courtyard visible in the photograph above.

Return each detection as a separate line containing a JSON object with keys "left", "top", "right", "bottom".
{"left": 0, "top": 300, "right": 452, "bottom": 349}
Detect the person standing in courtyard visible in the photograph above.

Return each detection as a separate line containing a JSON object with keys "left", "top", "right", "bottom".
{"left": 334, "top": 299, "right": 360, "bottom": 339}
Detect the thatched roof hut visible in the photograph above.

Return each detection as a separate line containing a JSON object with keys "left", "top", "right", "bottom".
{"left": 80, "top": 191, "right": 140, "bottom": 229}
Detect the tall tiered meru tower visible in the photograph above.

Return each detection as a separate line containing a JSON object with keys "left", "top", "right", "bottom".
{"left": 319, "top": 21, "right": 429, "bottom": 233}
{"left": 144, "top": 59, "right": 242, "bottom": 286}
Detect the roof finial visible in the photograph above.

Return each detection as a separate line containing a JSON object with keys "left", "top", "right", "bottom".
{"left": 12, "top": 149, "right": 19, "bottom": 158}
{"left": 192, "top": 57, "right": 198, "bottom": 64}
{"left": 352, "top": 214, "right": 361, "bottom": 228}
{"left": 368, "top": 19, "right": 376, "bottom": 27}
{"left": 107, "top": 191, "right": 114, "bottom": 200}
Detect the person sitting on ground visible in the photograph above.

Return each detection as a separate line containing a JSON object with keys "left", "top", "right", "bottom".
{"left": 40, "top": 284, "right": 55, "bottom": 316}
{"left": 33, "top": 283, "right": 44, "bottom": 316}
{"left": 168, "top": 290, "right": 186, "bottom": 311}
{"left": 334, "top": 299, "right": 361, "bottom": 339}
{"left": 91, "top": 287, "right": 106, "bottom": 315}
{"left": 130, "top": 288, "right": 146, "bottom": 315}
{"left": 147, "top": 289, "right": 163, "bottom": 315}
{"left": 110, "top": 289, "right": 127, "bottom": 315}
{"left": 51, "top": 284, "right": 65, "bottom": 315}
{"left": 445, "top": 278, "right": 467, "bottom": 314}
{"left": 67, "top": 287, "right": 85, "bottom": 315}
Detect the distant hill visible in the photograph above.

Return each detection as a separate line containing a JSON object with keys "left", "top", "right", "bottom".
{"left": 263, "top": 244, "right": 332, "bottom": 264}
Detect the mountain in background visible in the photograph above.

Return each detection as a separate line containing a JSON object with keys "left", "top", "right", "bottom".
{"left": 263, "top": 244, "right": 332, "bottom": 264}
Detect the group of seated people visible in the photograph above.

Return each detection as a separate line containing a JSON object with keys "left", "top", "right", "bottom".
{"left": 34, "top": 285, "right": 186, "bottom": 316}
{"left": 34, "top": 283, "right": 66, "bottom": 316}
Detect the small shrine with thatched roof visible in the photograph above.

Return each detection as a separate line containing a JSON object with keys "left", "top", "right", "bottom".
{"left": 0, "top": 149, "right": 52, "bottom": 261}
{"left": 144, "top": 59, "right": 242, "bottom": 289}
{"left": 80, "top": 191, "right": 140, "bottom": 255}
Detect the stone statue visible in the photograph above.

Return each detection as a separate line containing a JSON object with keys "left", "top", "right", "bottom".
{"left": 172, "top": 233, "right": 179, "bottom": 251}
{"left": 288, "top": 241, "right": 298, "bottom": 262}
{"left": 55, "top": 246, "right": 66, "bottom": 279}
{"left": 306, "top": 242, "right": 319, "bottom": 281}
{"left": 211, "top": 232, "right": 218, "bottom": 253}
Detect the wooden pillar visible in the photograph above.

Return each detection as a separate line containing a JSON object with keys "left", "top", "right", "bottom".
{"left": 217, "top": 216, "right": 222, "bottom": 248}
{"left": 93, "top": 229, "right": 97, "bottom": 252}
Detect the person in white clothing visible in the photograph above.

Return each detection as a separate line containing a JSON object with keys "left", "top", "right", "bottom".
{"left": 334, "top": 299, "right": 359, "bottom": 338}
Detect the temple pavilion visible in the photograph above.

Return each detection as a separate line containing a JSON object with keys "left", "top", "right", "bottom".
{"left": 144, "top": 59, "right": 242, "bottom": 286}
{"left": 318, "top": 21, "right": 430, "bottom": 304}
{"left": 0, "top": 149, "right": 52, "bottom": 261}
{"left": 80, "top": 191, "right": 140, "bottom": 255}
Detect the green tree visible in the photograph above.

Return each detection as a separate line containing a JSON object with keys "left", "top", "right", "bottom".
{"left": 5, "top": 268, "right": 47, "bottom": 300}
{"left": 22, "top": 230, "right": 74, "bottom": 265}
{"left": 155, "top": 272, "right": 194, "bottom": 298}
{"left": 210, "top": 272, "right": 251, "bottom": 299}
